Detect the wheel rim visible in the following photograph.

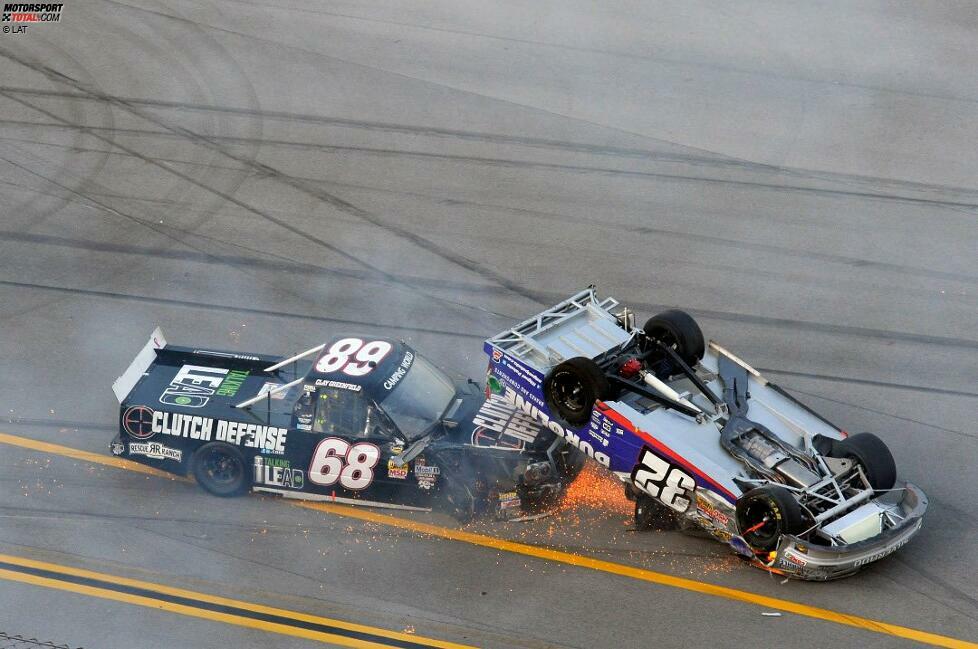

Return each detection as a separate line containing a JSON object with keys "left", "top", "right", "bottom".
{"left": 202, "top": 449, "right": 242, "bottom": 486}
{"left": 549, "top": 370, "right": 586, "bottom": 414}
{"left": 741, "top": 499, "right": 781, "bottom": 548}
{"left": 647, "top": 326, "right": 680, "bottom": 355}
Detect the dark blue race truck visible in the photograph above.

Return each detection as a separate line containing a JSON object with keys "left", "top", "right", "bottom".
{"left": 111, "top": 330, "right": 584, "bottom": 519}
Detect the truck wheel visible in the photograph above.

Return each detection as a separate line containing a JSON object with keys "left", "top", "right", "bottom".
{"left": 439, "top": 479, "right": 477, "bottom": 523}
{"left": 644, "top": 310, "right": 705, "bottom": 366}
{"left": 192, "top": 443, "right": 249, "bottom": 497}
{"left": 543, "top": 357, "right": 611, "bottom": 426}
{"left": 556, "top": 446, "right": 587, "bottom": 482}
{"left": 634, "top": 495, "right": 681, "bottom": 530}
{"left": 833, "top": 432, "right": 897, "bottom": 491}
{"left": 735, "top": 485, "right": 805, "bottom": 552}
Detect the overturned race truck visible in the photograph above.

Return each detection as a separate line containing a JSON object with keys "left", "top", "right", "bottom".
{"left": 483, "top": 288, "right": 926, "bottom": 580}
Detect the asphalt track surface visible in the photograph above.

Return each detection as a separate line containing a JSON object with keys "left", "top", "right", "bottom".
{"left": 0, "top": 1, "right": 976, "bottom": 647}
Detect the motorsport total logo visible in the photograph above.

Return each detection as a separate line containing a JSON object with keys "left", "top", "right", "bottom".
{"left": 2, "top": 3, "right": 63, "bottom": 22}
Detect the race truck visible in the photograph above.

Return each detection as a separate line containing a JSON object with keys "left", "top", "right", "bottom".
{"left": 483, "top": 289, "right": 927, "bottom": 580}
{"left": 111, "top": 330, "right": 584, "bottom": 519}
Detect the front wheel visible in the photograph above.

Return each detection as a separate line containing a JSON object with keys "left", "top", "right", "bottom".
{"left": 192, "top": 443, "right": 249, "bottom": 497}
{"left": 735, "top": 485, "right": 806, "bottom": 552}
{"left": 833, "top": 432, "right": 897, "bottom": 492}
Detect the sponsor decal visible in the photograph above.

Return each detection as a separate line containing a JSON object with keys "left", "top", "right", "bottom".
{"left": 486, "top": 375, "right": 504, "bottom": 396}
{"left": 498, "top": 386, "right": 611, "bottom": 468}
{"left": 498, "top": 491, "right": 521, "bottom": 510}
{"left": 387, "top": 446, "right": 408, "bottom": 479}
{"left": 414, "top": 456, "right": 440, "bottom": 490}
{"left": 215, "top": 370, "right": 249, "bottom": 397}
{"left": 160, "top": 365, "right": 228, "bottom": 408}
{"left": 697, "top": 500, "right": 731, "bottom": 527}
{"left": 256, "top": 381, "right": 290, "bottom": 400}
{"left": 254, "top": 456, "right": 304, "bottom": 489}
{"left": 779, "top": 550, "right": 808, "bottom": 568}
{"left": 314, "top": 379, "right": 362, "bottom": 392}
{"left": 122, "top": 405, "right": 156, "bottom": 440}
{"left": 471, "top": 395, "right": 542, "bottom": 451}
{"left": 142, "top": 410, "right": 287, "bottom": 454}
{"left": 128, "top": 441, "right": 182, "bottom": 462}
{"left": 382, "top": 352, "right": 415, "bottom": 391}
{"left": 852, "top": 533, "right": 914, "bottom": 567}
{"left": 110, "top": 441, "right": 126, "bottom": 456}
{"left": 191, "top": 349, "right": 260, "bottom": 361}
{"left": 491, "top": 348, "right": 503, "bottom": 363}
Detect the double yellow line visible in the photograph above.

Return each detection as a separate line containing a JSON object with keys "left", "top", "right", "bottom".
{"left": 2, "top": 431, "right": 976, "bottom": 648}
{"left": 0, "top": 552, "right": 470, "bottom": 649}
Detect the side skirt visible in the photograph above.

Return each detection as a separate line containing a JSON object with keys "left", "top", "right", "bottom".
{"left": 252, "top": 486, "right": 432, "bottom": 512}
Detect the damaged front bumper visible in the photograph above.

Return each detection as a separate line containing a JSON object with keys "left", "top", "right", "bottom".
{"left": 764, "top": 481, "right": 927, "bottom": 581}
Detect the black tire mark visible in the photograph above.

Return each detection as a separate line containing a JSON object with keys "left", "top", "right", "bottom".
{"left": 0, "top": 42, "right": 117, "bottom": 233}
{"left": 7, "top": 84, "right": 978, "bottom": 207}
{"left": 786, "top": 387, "right": 976, "bottom": 441}
{"left": 5, "top": 108, "right": 978, "bottom": 213}
{"left": 222, "top": 0, "right": 978, "bottom": 116}
{"left": 6, "top": 117, "right": 975, "bottom": 291}
{"left": 0, "top": 229, "right": 509, "bottom": 297}
{"left": 757, "top": 368, "right": 978, "bottom": 400}
{"left": 0, "top": 48, "right": 548, "bottom": 310}
{"left": 0, "top": 220, "right": 978, "bottom": 354}
{"left": 0, "top": 278, "right": 486, "bottom": 340}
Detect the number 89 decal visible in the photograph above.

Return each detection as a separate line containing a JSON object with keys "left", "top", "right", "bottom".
{"left": 308, "top": 438, "right": 380, "bottom": 490}
{"left": 630, "top": 447, "right": 696, "bottom": 512}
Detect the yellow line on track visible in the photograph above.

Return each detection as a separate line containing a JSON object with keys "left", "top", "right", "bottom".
{"left": 2, "top": 431, "right": 976, "bottom": 649}
{"left": 0, "top": 553, "right": 471, "bottom": 649}
{"left": 0, "top": 432, "right": 180, "bottom": 479}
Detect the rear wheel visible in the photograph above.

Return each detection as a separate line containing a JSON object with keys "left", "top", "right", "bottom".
{"left": 543, "top": 357, "right": 612, "bottom": 426}
{"left": 192, "top": 443, "right": 249, "bottom": 497}
{"left": 643, "top": 310, "right": 705, "bottom": 366}
{"left": 833, "top": 432, "right": 897, "bottom": 492}
{"left": 735, "top": 485, "right": 806, "bottom": 552}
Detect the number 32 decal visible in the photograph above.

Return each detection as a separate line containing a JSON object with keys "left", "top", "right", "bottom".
{"left": 308, "top": 438, "right": 380, "bottom": 490}
{"left": 630, "top": 447, "right": 696, "bottom": 512}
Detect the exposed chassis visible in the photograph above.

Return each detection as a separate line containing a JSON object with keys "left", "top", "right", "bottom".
{"left": 484, "top": 288, "right": 927, "bottom": 580}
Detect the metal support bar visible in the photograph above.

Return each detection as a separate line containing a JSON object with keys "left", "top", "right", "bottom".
{"left": 264, "top": 344, "right": 326, "bottom": 372}
{"left": 607, "top": 375, "right": 702, "bottom": 418}
{"left": 235, "top": 377, "right": 304, "bottom": 408}
{"left": 654, "top": 341, "right": 722, "bottom": 407}
{"left": 814, "top": 487, "right": 874, "bottom": 524}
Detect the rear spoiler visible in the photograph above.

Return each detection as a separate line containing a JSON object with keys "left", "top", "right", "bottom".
{"left": 112, "top": 327, "right": 167, "bottom": 403}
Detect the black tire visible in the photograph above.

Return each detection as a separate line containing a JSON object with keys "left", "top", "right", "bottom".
{"left": 643, "top": 310, "right": 705, "bottom": 366}
{"left": 634, "top": 495, "right": 659, "bottom": 530}
{"left": 543, "top": 357, "right": 612, "bottom": 426}
{"left": 555, "top": 446, "right": 587, "bottom": 482}
{"left": 634, "top": 495, "right": 679, "bottom": 530}
{"left": 834, "top": 432, "right": 897, "bottom": 491}
{"left": 192, "top": 443, "right": 249, "bottom": 497}
{"left": 439, "top": 478, "right": 477, "bottom": 523}
{"left": 735, "top": 485, "right": 806, "bottom": 552}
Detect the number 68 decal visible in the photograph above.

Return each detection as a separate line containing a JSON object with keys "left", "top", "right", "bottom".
{"left": 630, "top": 447, "right": 696, "bottom": 512}
{"left": 308, "top": 437, "right": 380, "bottom": 490}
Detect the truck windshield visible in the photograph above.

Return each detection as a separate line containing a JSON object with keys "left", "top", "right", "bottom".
{"left": 379, "top": 354, "right": 456, "bottom": 439}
